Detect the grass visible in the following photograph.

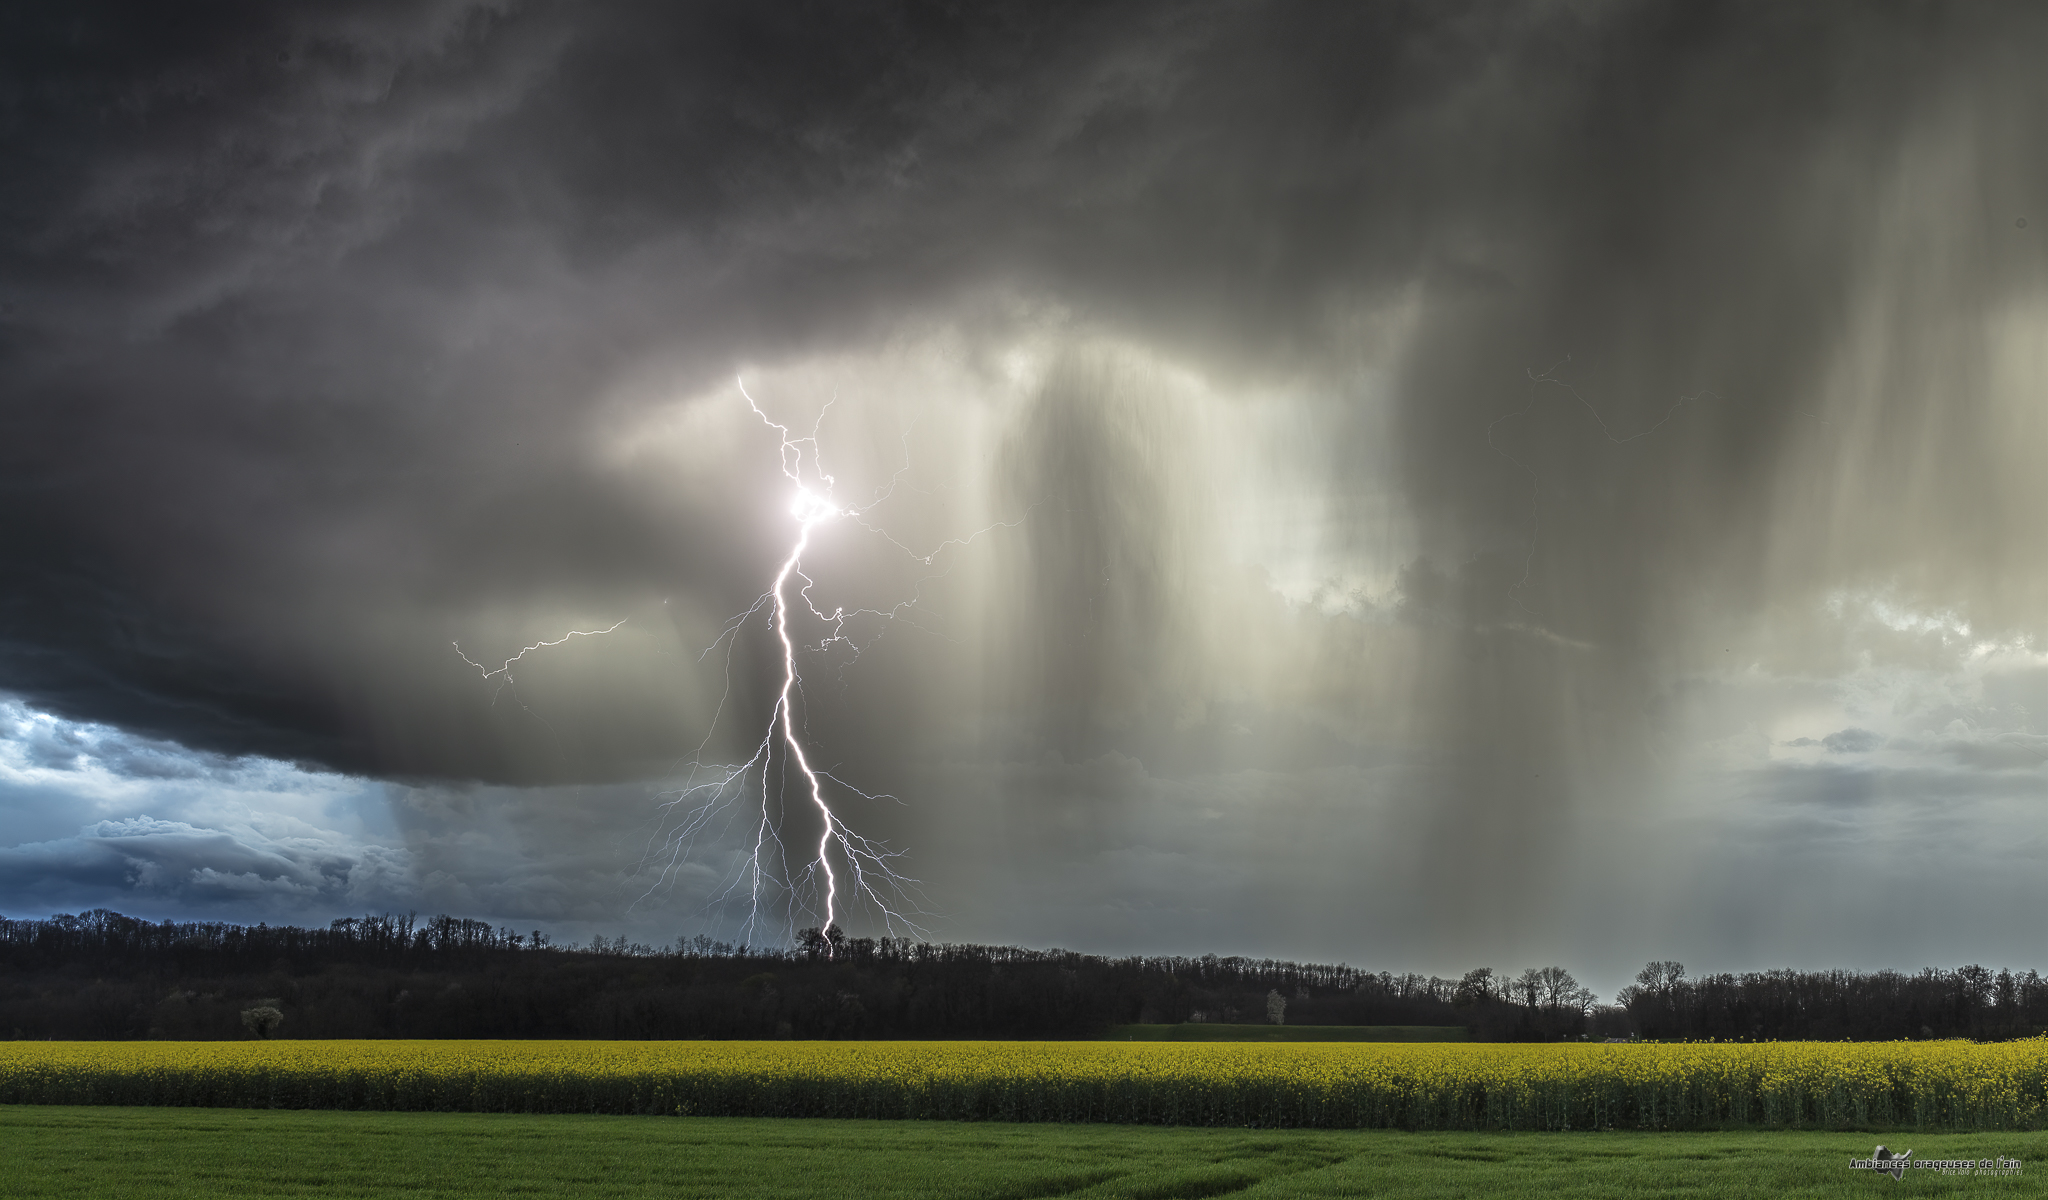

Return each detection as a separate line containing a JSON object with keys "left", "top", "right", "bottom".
{"left": 0, "top": 1106, "right": 2038, "bottom": 1198}
{"left": 1104, "top": 1024, "right": 1472, "bottom": 1042}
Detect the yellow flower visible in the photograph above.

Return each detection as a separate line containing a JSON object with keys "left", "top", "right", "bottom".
{"left": 3, "top": 1037, "right": 2043, "bottom": 1129}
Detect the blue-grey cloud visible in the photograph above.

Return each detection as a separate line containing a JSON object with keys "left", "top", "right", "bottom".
{"left": 0, "top": 699, "right": 412, "bottom": 920}
{"left": 1822, "top": 728, "right": 1886, "bottom": 754}
{"left": 0, "top": 815, "right": 414, "bottom": 913}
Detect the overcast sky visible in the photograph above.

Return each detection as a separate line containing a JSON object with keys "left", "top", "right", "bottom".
{"left": 5, "top": 1, "right": 2047, "bottom": 999}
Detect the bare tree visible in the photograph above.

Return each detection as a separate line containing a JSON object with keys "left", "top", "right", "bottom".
{"left": 1453, "top": 967, "right": 1498, "bottom": 1008}
{"left": 1636, "top": 961, "right": 1686, "bottom": 992}
{"left": 1534, "top": 967, "right": 1582, "bottom": 1010}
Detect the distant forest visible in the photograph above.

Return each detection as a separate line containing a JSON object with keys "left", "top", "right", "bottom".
{"left": 3, "top": 911, "right": 2042, "bottom": 1042}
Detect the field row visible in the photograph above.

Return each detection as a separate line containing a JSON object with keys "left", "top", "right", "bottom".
{"left": 6, "top": 1039, "right": 2048, "bottom": 1131}
{"left": 9, "top": 1107, "right": 2044, "bottom": 1199}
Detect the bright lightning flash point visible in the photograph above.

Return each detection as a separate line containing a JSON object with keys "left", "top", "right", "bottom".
{"left": 640, "top": 379, "right": 1016, "bottom": 949}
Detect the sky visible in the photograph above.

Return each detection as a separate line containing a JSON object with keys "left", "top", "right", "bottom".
{"left": 4, "top": 1, "right": 2048, "bottom": 1001}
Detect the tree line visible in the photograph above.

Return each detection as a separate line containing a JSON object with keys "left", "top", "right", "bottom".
{"left": 1616, "top": 960, "right": 2048, "bottom": 1041}
{"left": 0, "top": 909, "right": 1591, "bottom": 1040}
{"left": 7, "top": 909, "right": 2037, "bottom": 1041}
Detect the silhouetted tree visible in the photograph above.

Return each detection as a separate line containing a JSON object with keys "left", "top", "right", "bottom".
{"left": 239, "top": 1003, "right": 284, "bottom": 1039}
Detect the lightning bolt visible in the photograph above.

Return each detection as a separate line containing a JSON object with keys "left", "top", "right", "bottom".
{"left": 454, "top": 621, "right": 629, "bottom": 724}
{"left": 455, "top": 622, "right": 629, "bottom": 693}
{"left": 637, "top": 378, "right": 1020, "bottom": 949}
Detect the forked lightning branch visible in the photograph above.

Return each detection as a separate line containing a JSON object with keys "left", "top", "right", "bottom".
{"left": 459, "top": 379, "right": 1012, "bottom": 948}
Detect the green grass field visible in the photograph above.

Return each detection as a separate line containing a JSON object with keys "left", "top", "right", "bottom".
{"left": 1, "top": 1106, "right": 2037, "bottom": 1199}
{"left": 1104, "top": 1024, "right": 1472, "bottom": 1042}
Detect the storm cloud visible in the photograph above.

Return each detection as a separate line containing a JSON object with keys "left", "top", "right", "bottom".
{"left": 5, "top": 2, "right": 2048, "bottom": 990}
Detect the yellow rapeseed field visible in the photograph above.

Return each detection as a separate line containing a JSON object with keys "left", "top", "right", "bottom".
{"left": 4, "top": 1039, "right": 2046, "bottom": 1130}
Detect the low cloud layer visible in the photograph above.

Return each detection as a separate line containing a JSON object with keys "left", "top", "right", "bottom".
{"left": 0, "top": 700, "right": 410, "bottom": 917}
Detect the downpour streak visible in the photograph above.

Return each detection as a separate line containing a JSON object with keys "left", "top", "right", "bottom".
{"left": 1487, "top": 359, "right": 1715, "bottom": 626}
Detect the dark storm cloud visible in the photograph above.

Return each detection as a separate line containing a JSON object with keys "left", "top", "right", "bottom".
{"left": 6, "top": 1, "right": 2048, "bottom": 959}
{"left": 2, "top": 0, "right": 1239, "bottom": 781}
